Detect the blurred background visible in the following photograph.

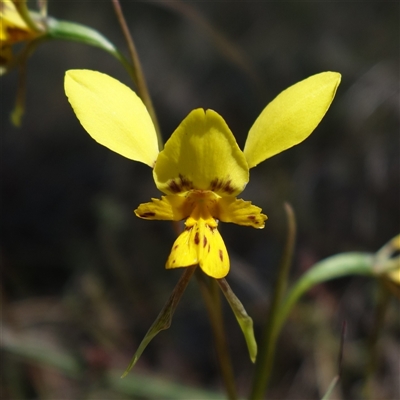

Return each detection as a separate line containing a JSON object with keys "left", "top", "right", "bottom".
{"left": 1, "top": 1, "right": 399, "bottom": 399}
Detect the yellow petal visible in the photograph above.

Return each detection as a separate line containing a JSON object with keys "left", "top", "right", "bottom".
{"left": 244, "top": 72, "right": 341, "bottom": 168}
{"left": 217, "top": 197, "right": 267, "bottom": 228}
{"left": 387, "top": 266, "right": 400, "bottom": 285}
{"left": 166, "top": 226, "right": 198, "bottom": 270}
{"left": 134, "top": 195, "right": 190, "bottom": 221}
{"left": 0, "top": 0, "right": 30, "bottom": 36}
{"left": 154, "top": 108, "right": 249, "bottom": 196}
{"left": 166, "top": 219, "right": 229, "bottom": 279}
{"left": 64, "top": 70, "right": 159, "bottom": 167}
{"left": 0, "top": 0, "right": 34, "bottom": 44}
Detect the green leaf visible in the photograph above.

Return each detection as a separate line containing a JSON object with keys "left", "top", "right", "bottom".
{"left": 46, "top": 17, "right": 118, "bottom": 54}
{"left": 3, "top": 331, "right": 224, "bottom": 399}
{"left": 321, "top": 376, "right": 340, "bottom": 400}
{"left": 275, "top": 252, "right": 375, "bottom": 336}
{"left": 121, "top": 266, "right": 196, "bottom": 378}
{"left": 45, "top": 17, "right": 137, "bottom": 86}
{"left": 217, "top": 278, "right": 257, "bottom": 363}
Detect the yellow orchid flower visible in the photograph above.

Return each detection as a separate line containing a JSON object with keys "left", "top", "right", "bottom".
{"left": 65, "top": 70, "right": 341, "bottom": 279}
{"left": 376, "top": 234, "right": 400, "bottom": 285}
{"left": 0, "top": 0, "right": 42, "bottom": 67}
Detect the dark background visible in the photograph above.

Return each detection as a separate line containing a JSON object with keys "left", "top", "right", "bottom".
{"left": 1, "top": 1, "right": 399, "bottom": 399}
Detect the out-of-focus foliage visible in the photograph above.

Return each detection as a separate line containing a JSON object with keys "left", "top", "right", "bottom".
{"left": 1, "top": 2, "right": 399, "bottom": 399}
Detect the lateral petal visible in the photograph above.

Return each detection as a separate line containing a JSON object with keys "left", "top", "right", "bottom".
{"left": 134, "top": 195, "right": 190, "bottom": 221}
{"left": 244, "top": 72, "right": 341, "bottom": 168}
{"left": 65, "top": 70, "right": 159, "bottom": 167}
{"left": 217, "top": 197, "right": 267, "bottom": 228}
{"left": 154, "top": 108, "right": 249, "bottom": 196}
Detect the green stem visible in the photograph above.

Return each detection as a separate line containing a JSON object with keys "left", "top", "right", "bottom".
{"left": 45, "top": 17, "right": 137, "bottom": 91}
{"left": 196, "top": 271, "right": 238, "bottom": 400}
{"left": 250, "top": 203, "right": 297, "bottom": 400}
{"left": 363, "top": 280, "right": 391, "bottom": 399}
{"left": 121, "top": 266, "right": 196, "bottom": 377}
{"left": 10, "top": 35, "right": 47, "bottom": 125}
{"left": 111, "top": 0, "right": 163, "bottom": 149}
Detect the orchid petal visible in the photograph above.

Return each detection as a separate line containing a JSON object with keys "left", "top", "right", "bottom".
{"left": 244, "top": 72, "right": 341, "bottom": 168}
{"left": 135, "top": 195, "right": 190, "bottom": 221}
{"left": 154, "top": 108, "right": 249, "bottom": 196}
{"left": 217, "top": 197, "right": 267, "bottom": 228}
{"left": 166, "top": 219, "right": 229, "bottom": 279}
{"left": 65, "top": 70, "right": 159, "bottom": 167}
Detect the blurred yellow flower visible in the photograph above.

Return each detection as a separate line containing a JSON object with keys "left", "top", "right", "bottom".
{"left": 0, "top": 0, "right": 42, "bottom": 68}
{"left": 378, "top": 235, "right": 400, "bottom": 284}
{"left": 65, "top": 69, "right": 340, "bottom": 278}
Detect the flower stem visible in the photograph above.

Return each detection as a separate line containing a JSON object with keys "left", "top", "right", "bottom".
{"left": 111, "top": 0, "right": 163, "bottom": 149}
{"left": 13, "top": 1, "right": 43, "bottom": 33}
{"left": 121, "top": 266, "right": 196, "bottom": 377}
{"left": 250, "top": 203, "right": 296, "bottom": 400}
{"left": 196, "top": 271, "right": 238, "bottom": 400}
{"left": 10, "top": 36, "right": 46, "bottom": 126}
{"left": 363, "top": 281, "right": 391, "bottom": 399}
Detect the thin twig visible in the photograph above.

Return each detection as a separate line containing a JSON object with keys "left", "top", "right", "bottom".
{"left": 196, "top": 271, "right": 238, "bottom": 400}
{"left": 363, "top": 281, "right": 391, "bottom": 399}
{"left": 111, "top": 0, "right": 163, "bottom": 149}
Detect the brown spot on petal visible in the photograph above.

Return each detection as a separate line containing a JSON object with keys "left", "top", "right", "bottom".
{"left": 203, "top": 236, "right": 208, "bottom": 248}
{"left": 168, "top": 180, "right": 181, "bottom": 193}
{"left": 194, "top": 231, "right": 200, "bottom": 245}
{"left": 139, "top": 212, "right": 156, "bottom": 218}
{"left": 210, "top": 178, "right": 235, "bottom": 195}
{"left": 247, "top": 215, "right": 260, "bottom": 224}
{"left": 208, "top": 244, "right": 211, "bottom": 253}
{"left": 179, "top": 174, "right": 193, "bottom": 190}
{"left": 219, "top": 249, "right": 224, "bottom": 261}
{"left": 173, "top": 244, "right": 179, "bottom": 250}
{"left": 168, "top": 174, "right": 194, "bottom": 193}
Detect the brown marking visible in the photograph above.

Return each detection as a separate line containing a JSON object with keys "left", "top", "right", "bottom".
{"left": 139, "top": 212, "right": 156, "bottom": 218}
{"left": 179, "top": 174, "right": 194, "bottom": 190}
{"left": 210, "top": 178, "right": 221, "bottom": 191}
{"left": 206, "top": 224, "right": 214, "bottom": 234}
{"left": 173, "top": 244, "right": 179, "bottom": 250}
{"left": 247, "top": 215, "right": 260, "bottom": 224}
{"left": 219, "top": 249, "right": 224, "bottom": 262}
{"left": 203, "top": 236, "right": 208, "bottom": 248}
{"left": 7, "top": 27, "right": 32, "bottom": 42}
{"left": 168, "top": 180, "right": 181, "bottom": 193}
{"left": 208, "top": 244, "right": 211, "bottom": 253}
{"left": 168, "top": 174, "right": 194, "bottom": 193}
{"left": 210, "top": 178, "right": 235, "bottom": 194}
{"left": 223, "top": 179, "right": 235, "bottom": 195}
{"left": 194, "top": 231, "right": 200, "bottom": 245}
